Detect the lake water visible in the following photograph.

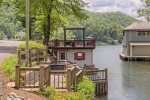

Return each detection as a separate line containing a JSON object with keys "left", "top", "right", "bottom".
{"left": 93, "top": 45, "right": 150, "bottom": 100}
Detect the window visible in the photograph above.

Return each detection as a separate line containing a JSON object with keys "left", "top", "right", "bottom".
{"left": 74, "top": 52, "right": 85, "bottom": 60}
{"left": 137, "top": 31, "right": 150, "bottom": 36}
{"left": 137, "top": 31, "right": 140, "bottom": 36}
{"left": 60, "top": 52, "right": 66, "bottom": 60}
{"left": 123, "top": 31, "right": 125, "bottom": 36}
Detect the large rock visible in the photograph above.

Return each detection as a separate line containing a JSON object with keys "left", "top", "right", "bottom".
{"left": 7, "top": 92, "right": 25, "bottom": 100}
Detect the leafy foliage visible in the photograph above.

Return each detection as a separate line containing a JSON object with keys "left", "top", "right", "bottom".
{"left": 0, "top": 0, "right": 23, "bottom": 39}
{"left": 81, "top": 11, "right": 138, "bottom": 44}
{"left": 138, "top": 0, "right": 150, "bottom": 21}
{"left": 38, "top": 87, "right": 56, "bottom": 100}
{"left": 0, "top": 33, "right": 6, "bottom": 39}
{"left": 54, "top": 92, "right": 86, "bottom": 100}
{"left": 77, "top": 76, "right": 95, "bottom": 100}
{"left": 17, "top": 41, "right": 45, "bottom": 50}
{"left": 38, "top": 77, "right": 95, "bottom": 100}
{"left": 2, "top": 55, "right": 18, "bottom": 81}
{"left": 38, "top": 87, "right": 86, "bottom": 100}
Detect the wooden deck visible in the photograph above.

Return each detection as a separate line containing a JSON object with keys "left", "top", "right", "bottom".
{"left": 18, "top": 68, "right": 67, "bottom": 89}
{"left": 48, "top": 39, "right": 96, "bottom": 49}
{"left": 15, "top": 60, "right": 85, "bottom": 92}
{"left": 84, "top": 65, "right": 108, "bottom": 96}
{"left": 120, "top": 53, "right": 150, "bottom": 61}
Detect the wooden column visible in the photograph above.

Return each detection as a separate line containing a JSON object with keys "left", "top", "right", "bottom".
{"left": 83, "top": 28, "right": 85, "bottom": 47}
{"left": 64, "top": 28, "right": 66, "bottom": 47}
{"left": 37, "top": 49, "right": 40, "bottom": 65}
{"left": 45, "top": 47, "right": 48, "bottom": 63}
{"left": 25, "top": 0, "right": 29, "bottom": 66}
{"left": 105, "top": 68, "right": 108, "bottom": 94}
{"left": 130, "top": 45, "right": 132, "bottom": 56}
{"left": 39, "top": 66, "right": 45, "bottom": 88}
{"left": 29, "top": 49, "right": 32, "bottom": 67}
{"left": 15, "top": 66, "right": 20, "bottom": 89}
{"left": 48, "top": 68, "right": 51, "bottom": 86}
{"left": 67, "top": 68, "right": 71, "bottom": 91}
{"left": 18, "top": 50, "right": 21, "bottom": 66}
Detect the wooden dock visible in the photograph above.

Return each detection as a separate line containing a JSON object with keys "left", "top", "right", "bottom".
{"left": 120, "top": 53, "right": 150, "bottom": 62}
{"left": 84, "top": 65, "right": 108, "bottom": 96}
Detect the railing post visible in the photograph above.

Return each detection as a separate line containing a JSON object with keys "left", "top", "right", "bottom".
{"left": 45, "top": 47, "right": 48, "bottom": 63}
{"left": 48, "top": 69, "right": 51, "bottom": 86}
{"left": 15, "top": 66, "right": 20, "bottom": 89}
{"left": 37, "top": 49, "right": 40, "bottom": 65}
{"left": 67, "top": 68, "right": 71, "bottom": 91}
{"left": 18, "top": 50, "right": 21, "bottom": 66}
{"left": 105, "top": 68, "right": 108, "bottom": 93}
{"left": 39, "top": 66, "right": 45, "bottom": 88}
{"left": 29, "top": 49, "right": 32, "bottom": 67}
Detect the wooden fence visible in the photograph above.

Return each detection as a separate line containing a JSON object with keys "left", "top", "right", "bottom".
{"left": 18, "top": 48, "right": 48, "bottom": 67}
{"left": 15, "top": 65, "right": 50, "bottom": 88}
{"left": 15, "top": 64, "right": 85, "bottom": 91}
{"left": 50, "top": 70, "right": 67, "bottom": 89}
{"left": 85, "top": 68, "right": 108, "bottom": 95}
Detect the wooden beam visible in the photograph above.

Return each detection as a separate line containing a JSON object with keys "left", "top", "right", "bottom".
{"left": 64, "top": 27, "right": 85, "bottom": 30}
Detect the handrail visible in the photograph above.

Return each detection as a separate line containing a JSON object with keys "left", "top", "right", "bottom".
{"left": 49, "top": 39, "right": 96, "bottom": 48}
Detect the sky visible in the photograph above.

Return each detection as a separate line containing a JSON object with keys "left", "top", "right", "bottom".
{"left": 84, "top": 0, "right": 145, "bottom": 19}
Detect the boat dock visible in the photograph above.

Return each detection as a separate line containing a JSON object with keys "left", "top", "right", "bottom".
{"left": 120, "top": 53, "right": 150, "bottom": 62}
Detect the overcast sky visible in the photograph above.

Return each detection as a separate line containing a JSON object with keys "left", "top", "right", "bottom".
{"left": 84, "top": 0, "right": 145, "bottom": 19}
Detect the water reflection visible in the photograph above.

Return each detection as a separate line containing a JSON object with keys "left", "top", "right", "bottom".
{"left": 93, "top": 45, "right": 150, "bottom": 100}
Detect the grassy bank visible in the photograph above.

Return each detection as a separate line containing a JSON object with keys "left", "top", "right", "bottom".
{"left": 2, "top": 55, "right": 18, "bottom": 81}
{"left": 96, "top": 41, "right": 109, "bottom": 46}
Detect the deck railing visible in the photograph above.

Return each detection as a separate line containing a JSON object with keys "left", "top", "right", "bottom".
{"left": 49, "top": 39, "right": 96, "bottom": 48}
{"left": 18, "top": 48, "right": 48, "bottom": 67}
{"left": 85, "top": 68, "right": 108, "bottom": 95}
{"left": 15, "top": 65, "right": 50, "bottom": 88}
{"left": 50, "top": 70, "right": 67, "bottom": 89}
{"left": 15, "top": 63, "right": 85, "bottom": 91}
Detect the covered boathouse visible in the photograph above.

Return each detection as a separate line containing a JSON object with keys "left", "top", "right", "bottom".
{"left": 120, "top": 22, "right": 150, "bottom": 61}
{"left": 49, "top": 27, "right": 96, "bottom": 67}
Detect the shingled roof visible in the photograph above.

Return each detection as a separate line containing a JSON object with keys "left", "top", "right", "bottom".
{"left": 124, "top": 22, "right": 150, "bottom": 31}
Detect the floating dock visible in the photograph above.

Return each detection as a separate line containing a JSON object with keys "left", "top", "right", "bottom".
{"left": 120, "top": 53, "right": 150, "bottom": 62}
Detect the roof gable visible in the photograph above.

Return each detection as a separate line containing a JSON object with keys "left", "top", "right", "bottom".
{"left": 124, "top": 22, "right": 150, "bottom": 31}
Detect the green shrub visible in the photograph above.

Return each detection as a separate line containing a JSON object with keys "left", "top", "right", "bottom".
{"left": 77, "top": 76, "right": 95, "bottom": 100}
{"left": 17, "top": 41, "right": 45, "bottom": 50}
{"left": 0, "top": 33, "right": 6, "bottom": 40}
{"left": 38, "top": 87, "right": 56, "bottom": 100}
{"left": 2, "top": 55, "right": 18, "bottom": 81}
{"left": 38, "top": 87, "right": 86, "bottom": 100}
{"left": 54, "top": 92, "right": 86, "bottom": 100}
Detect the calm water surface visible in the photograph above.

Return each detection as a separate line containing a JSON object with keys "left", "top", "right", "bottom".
{"left": 93, "top": 45, "right": 150, "bottom": 100}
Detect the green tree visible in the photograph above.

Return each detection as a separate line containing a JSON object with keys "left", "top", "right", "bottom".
{"left": 138, "top": 0, "right": 150, "bottom": 21}
{"left": 14, "top": 0, "right": 88, "bottom": 45}
{"left": 0, "top": 0, "right": 22, "bottom": 39}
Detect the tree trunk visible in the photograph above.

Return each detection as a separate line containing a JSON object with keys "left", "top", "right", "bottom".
{"left": 29, "top": 19, "right": 32, "bottom": 40}
{"left": 44, "top": 12, "right": 51, "bottom": 46}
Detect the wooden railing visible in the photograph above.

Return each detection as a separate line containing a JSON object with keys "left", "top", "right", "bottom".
{"left": 85, "top": 68, "right": 108, "bottom": 95}
{"left": 18, "top": 50, "right": 26, "bottom": 66}
{"left": 50, "top": 70, "right": 67, "bottom": 89}
{"left": 15, "top": 63, "right": 85, "bottom": 91}
{"left": 75, "top": 70, "right": 85, "bottom": 85}
{"left": 18, "top": 48, "right": 48, "bottom": 67}
{"left": 15, "top": 65, "right": 50, "bottom": 88}
{"left": 48, "top": 39, "right": 96, "bottom": 48}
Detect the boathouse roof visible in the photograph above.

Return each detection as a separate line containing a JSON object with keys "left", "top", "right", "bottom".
{"left": 124, "top": 22, "right": 150, "bottom": 31}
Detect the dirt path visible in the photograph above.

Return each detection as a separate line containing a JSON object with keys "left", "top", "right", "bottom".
{"left": 0, "top": 40, "right": 46, "bottom": 100}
